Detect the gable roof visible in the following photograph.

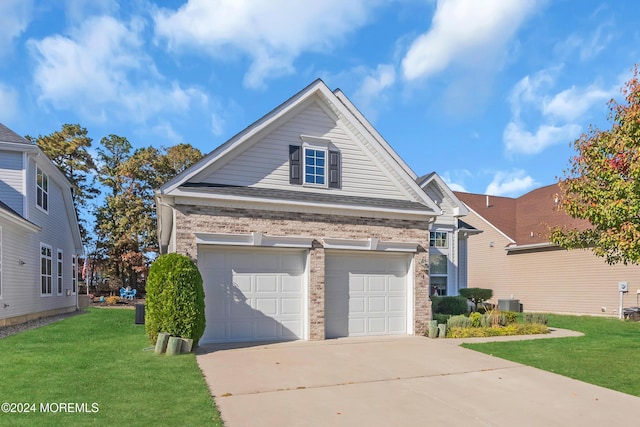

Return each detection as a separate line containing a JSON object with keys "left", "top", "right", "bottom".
{"left": 0, "top": 122, "right": 30, "bottom": 144}
{"left": 417, "top": 172, "right": 469, "bottom": 217}
{"left": 455, "top": 184, "right": 592, "bottom": 247}
{"left": 158, "top": 79, "right": 440, "bottom": 217}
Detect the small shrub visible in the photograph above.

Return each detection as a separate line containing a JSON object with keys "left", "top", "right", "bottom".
{"left": 459, "top": 288, "right": 493, "bottom": 311}
{"left": 480, "top": 312, "right": 494, "bottom": 327}
{"left": 469, "top": 312, "right": 482, "bottom": 327}
{"left": 146, "top": 253, "right": 206, "bottom": 346}
{"left": 524, "top": 313, "right": 548, "bottom": 325}
{"left": 105, "top": 296, "right": 119, "bottom": 305}
{"left": 502, "top": 311, "right": 519, "bottom": 325}
{"left": 432, "top": 296, "right": 468, "bottom": 315}
{"left": 432, "top": 313, "right": 451, "bottom": 325}
{"left": 447, "top": 315, "right": 471, "bottom": 329}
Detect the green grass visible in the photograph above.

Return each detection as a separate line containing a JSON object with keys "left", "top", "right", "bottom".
{"left": 463, "top": 314, "right": 640, "bottom": 396}
{"left": 0, "top": 308, "right": 222, "bottom": 426}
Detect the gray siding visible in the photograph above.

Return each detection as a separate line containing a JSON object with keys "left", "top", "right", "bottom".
{"left": 200, "top": 101, "right": 408, "bottom": 200}
{"left": 1, "top": 158, "right": 79, "bottom": 320}
{"left": 0, "top": 150, "right": 24, "bottom": 215}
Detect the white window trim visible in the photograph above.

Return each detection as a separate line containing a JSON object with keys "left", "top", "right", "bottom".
{"left": 57, "top": 249, "right": 63, "bottom": 296}
{"left": 35, "top": 165, "right": 49, "bottom": 214}
{"left": 430, "top": 231, "right": 449, "bottom": 249}
{"left": 72, "top": 255, "right": 77, "bottom": 295}
{"left": 40, "top": 243, "right": 52, "bottom": 297}
{"left": 302, "top": 146, "right": 328, "bottom": 188}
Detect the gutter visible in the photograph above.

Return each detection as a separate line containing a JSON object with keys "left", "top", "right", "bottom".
{"left": 505, "top": 242, "right": 562, "bottom": 252}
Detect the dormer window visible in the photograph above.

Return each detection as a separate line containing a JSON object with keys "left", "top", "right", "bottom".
{"left": 290, "top": 135, "right": 340, "bottom": 188}
{"left": 304, "top": 148, "right": 326, "bottom": 185}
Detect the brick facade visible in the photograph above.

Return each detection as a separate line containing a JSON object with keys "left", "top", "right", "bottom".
{"left": 175, "top": 203, "right": 432, "bottom": 339}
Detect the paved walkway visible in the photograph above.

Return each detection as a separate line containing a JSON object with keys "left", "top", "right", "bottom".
{"left": 196, "top": 330, "right": 640, "bottom": 426}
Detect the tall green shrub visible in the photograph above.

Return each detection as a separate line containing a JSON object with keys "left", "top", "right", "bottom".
{"left": 146, "top": 253, "right": 206, "bottom": 346}
{"left": 431, "top": 296, "right": 468, "bottom": 315}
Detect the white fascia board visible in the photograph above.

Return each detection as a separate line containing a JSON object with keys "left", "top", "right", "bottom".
{"left": 196, "top": 232, "right": 314, "bottom": 248}
{"left": 333, "top": 89, "right": 417, "bottom": 181}
{"left": 160, "top": 80, "right": 329, "bottom": 194}
{"left": 172, "top": 189, "right": 438, "bottom": 221}
{"left": 323, "top": 237, "right": 420, "bottom": 252}
{"left": 0, "top": 208, "right": 40, "bottom": 232}
{"left": 0, "top": 141, "right": 38, "bottom": 153}
{"left": 331, "top": 90, "right": 440, "bottom": 213}
{"left": 418, "top": 172, "right": 469, "bottom": 217}
{"left": 505, "top": 242, "right": 561, "bottom": 252}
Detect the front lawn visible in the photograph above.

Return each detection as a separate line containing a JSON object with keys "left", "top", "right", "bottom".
{"left": 464, "top": 314, "right": 640, "bottom": 396}
{"left": 0, "top": 308, "right": 222, "bottom": 426}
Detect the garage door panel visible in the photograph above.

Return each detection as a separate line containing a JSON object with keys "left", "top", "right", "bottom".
{"left": 233, "top": 275, "right": 253, "bottom": 292}
{"left": 349, "top": 297, "right": 365, "bottom": 313}
{"left": 255, "top": 275, "right": 277, "bottom": 292}
{"left": 282, "top": 276, "right": 302, "bottom": 293}
{"left": 368, "top": 296, "right": 386, "bottom": 312}
{"left": 326, "top": 252, "right": 409, "bottom": 338}
{"left": 367, "top": 277, "right": 386, "bottom": 292}
{"left": 200, "top": 247, "right": 306, "bottom": 343}
{"left": 388, "top": 296, "right": 405, "bottom": 312}
{"left": 281, "top": 298, "right": 302, "bottom": 315}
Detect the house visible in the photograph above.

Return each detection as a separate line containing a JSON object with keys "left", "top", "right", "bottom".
{"left": 156, "top": 79, "right": 473, "bottom": 344}
{"left": 0, "top": 123, "right": 84, "bottom": 327}
{"left": 456, "top": 184, "right": 640, "bottom": 317}
{"left": 417, "top": 173, "right": 480, "bottom": 297}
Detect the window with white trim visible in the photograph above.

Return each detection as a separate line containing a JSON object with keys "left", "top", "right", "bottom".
{"left": 41, "top": 244, "right": 52, "bottom": 296}
{"left": 304, "top": 147, "right": 326, "bottom": 185}
{"left": 36, "top": 166, "right": 49, "bottom": 212}
{"left": 429, "top": 230, "right": 451, "bottom": 296}
{"left": 57, "top": 249, "right": 63, "bottom": 295}
{"left": 430, "top": 231, "right": 448, "bottom": 248}
{"left": 72, "top": 255, "right": 77, "bottom": 295}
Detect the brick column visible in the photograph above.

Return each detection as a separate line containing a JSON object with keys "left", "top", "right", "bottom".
{"left": 308, "top": 246, "right": 326, "bottom": 340}
{"left": 413, "top": 250, "right": 431, "bottom": 335}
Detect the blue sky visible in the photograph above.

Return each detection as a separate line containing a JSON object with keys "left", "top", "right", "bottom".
{"left": 1, "top": 0, "right": 639, "bottom": 197}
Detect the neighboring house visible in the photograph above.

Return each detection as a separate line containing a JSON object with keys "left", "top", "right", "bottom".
{"left": 156, "top": 79, "right": 473, "bottom": 344}
{"left": 456, "top": 184, "right": 640, "bottom": 317}
{"left": 0, "top": 123, "right": 83, "bottom": 327}
{"left": 417, "top": 172, "right": 480, "bottom": 297}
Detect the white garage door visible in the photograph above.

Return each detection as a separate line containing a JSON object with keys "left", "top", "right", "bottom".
{"left": 198, "top": 247, "right": 306, "bottom": 343}
{"left": 325, "top": 251, "right": 410, "bottom": 338}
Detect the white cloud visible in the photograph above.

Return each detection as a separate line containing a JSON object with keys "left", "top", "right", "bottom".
{"left": 28, "top": 15, "right": 209, "bottom": 124}
{"left": 351, "top": 64, "right": 396, "bottom": 120}
{"left": 153, "top": 0, "right": 378, "bottom": 89}
{"left": 503, "top": 121, "right": 581, "bottom": 155}
{"left": 0, "top": 83, "right": 19, "bottom": 122}
{"left": 441, "top": 170, "right": 471, "bottom": 193}
{"left": 542, "top": 84, "right": 613, "bottom": 122}
{"left": 504, "top": 67, "right": 613, "bottom": 155}
{"left": 401, "top": 0, "right": 539, "bottom": 81}
{"left": 485, "top": 169, "right": 536, "bottom": 196}
{"left": 0, "top": 0, "right": 33, "bottom": 57}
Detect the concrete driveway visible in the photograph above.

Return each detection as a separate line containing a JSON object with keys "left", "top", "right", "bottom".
{"left": 197, "top": 334, "right": 640, "bottom": 426}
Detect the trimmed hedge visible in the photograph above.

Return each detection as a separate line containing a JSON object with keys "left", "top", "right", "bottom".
{"left": 459, "top": 288, "right": 493, "bottom": 311}
{"left": 431, "top": 296, "right": 468, "bottom": 315}
{"left": 146, "top": 253, "right": 206, "bottom": 346}
{"left": 448, "top": 323, "right": 549, "bottom": 338}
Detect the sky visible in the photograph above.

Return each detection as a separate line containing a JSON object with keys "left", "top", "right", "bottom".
{"left": 1, "top": 0, "right": 639, "bottom": 198}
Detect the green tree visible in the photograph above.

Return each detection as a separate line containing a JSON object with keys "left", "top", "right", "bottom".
{"left": 26, "top": 124, "right": 98, "bottom": 242}
{"left": 550, "top": 66, "right": 640, "bottom": 264}
{"left": 94, "top": 137, "right": 202, "bottom": 289}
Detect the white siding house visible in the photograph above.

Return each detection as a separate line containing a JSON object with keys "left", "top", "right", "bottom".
{"left": 0, "top": 123, "right": 83, "bottom": 326}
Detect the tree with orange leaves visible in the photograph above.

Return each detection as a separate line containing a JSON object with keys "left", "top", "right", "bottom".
{"left": 551, "top": 66, "right": 640, "bottom": 265}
